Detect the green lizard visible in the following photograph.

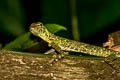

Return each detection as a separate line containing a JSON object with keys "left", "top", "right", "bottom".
{"left": 30, "top": 22, "right": 120, "bottom": 64}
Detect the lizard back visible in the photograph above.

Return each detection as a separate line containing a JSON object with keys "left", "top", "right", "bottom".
{"left": 53, "top": 35, "right": 120, "bottom": 57}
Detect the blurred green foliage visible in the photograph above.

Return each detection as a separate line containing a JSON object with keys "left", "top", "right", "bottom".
{"left": 4, "top": 32, "right": 35, "bottom": 51}
{"left": 0, "top": 0, "right": 26, "bottom": 36}
{"left": 42, "top": 0, "right": 120, "bottom": 40}
{"left": 77, "top": 0, "right": 120, "bottom": 38}
{"left": 0, "top": 0, "right": 120, "bottom": 43}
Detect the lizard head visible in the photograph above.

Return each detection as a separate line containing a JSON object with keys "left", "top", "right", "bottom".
{"left": 30, "top": 22, "right": 52, "bottom": 43}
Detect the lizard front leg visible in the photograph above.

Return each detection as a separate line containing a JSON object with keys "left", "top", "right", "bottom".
{"left": 48, "top": 41, "right": 68, "bottom": 65}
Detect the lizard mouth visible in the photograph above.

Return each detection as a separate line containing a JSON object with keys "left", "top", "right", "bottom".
{"left": 29, "top": 24, "right": 37, "bottom": 35}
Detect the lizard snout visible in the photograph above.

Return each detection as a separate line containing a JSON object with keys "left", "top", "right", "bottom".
{"left": 30, "top": 23, "right": 36, "bottom": 29}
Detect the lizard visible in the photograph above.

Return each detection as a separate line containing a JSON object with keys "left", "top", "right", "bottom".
{"left": 29, "top": 22, "right": 120, "bottom": 65}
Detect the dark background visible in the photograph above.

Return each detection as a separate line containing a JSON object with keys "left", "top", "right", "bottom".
{"left": 0, "top": 0, "right": 120, "bottom": 45}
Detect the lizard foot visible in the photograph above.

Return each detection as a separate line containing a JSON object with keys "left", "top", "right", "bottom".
{"left": 48, "top": 51, "right": 68, "bottom": 66}
{"left": 45, "top": 42, "right": 69, "bottom": 66}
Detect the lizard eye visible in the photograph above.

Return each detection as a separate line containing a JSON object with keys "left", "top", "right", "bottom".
{"left": 40, "top": 23, "right": 43, "bottom": 26}
{"left": 36, "top": 22, "right": 43, "bottom": 27}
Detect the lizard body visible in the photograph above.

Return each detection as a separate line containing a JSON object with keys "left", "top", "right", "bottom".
{"left": 30, "top": 22, "right": 120, "bottom": 58}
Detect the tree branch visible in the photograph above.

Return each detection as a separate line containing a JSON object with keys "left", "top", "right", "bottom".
{"left": 0, "top": 50, "right": 120, "bottom": 80}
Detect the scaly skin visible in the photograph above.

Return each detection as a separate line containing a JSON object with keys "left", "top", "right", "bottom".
{"left": 30, "top": 22, "right": 120, "bottom": 58}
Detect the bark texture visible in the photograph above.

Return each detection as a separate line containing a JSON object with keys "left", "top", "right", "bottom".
{"left": 0, "top": 50, "right": 120, "bottom": 80}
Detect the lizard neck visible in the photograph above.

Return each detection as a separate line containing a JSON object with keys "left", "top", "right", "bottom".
{"left": 38, "top": 30, "right": 54, "bottom": 43}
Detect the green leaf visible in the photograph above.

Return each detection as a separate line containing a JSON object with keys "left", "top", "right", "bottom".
{"left": 45, "top": 24, "right": 67, "bottom": 33}
{"left": 4, "top": 32, "right": 38, "bottom": 51}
